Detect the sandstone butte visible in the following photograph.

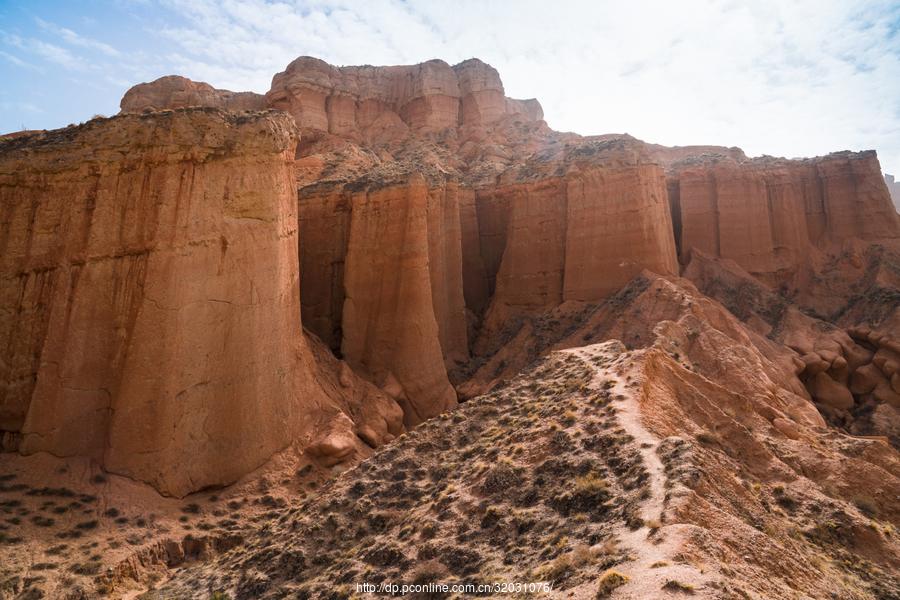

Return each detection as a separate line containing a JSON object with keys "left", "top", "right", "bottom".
{"left": 0, "top": 56, "right": 899, "bottom": 599}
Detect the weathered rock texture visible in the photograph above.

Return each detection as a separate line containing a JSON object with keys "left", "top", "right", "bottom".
{"left": 120, "top": 75, "right": 267, "bottom": 113}
{"left": 267, "top": 57, "right": 542, "bottom": 140}
{"left": 668, "top": 152, "right": 900, "bottom": 283}
{"left": 0, "top": 109, "right": 401, "bottom": 496}
{"left": 4, "top": 54, "right": 899, "bottom": 493}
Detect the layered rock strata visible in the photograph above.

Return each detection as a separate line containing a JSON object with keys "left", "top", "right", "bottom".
{"left": 266, "top": 56, "right": 543, "bottom": 140}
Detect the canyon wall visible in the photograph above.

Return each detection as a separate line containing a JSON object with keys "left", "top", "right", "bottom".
{"left": 4, "top": 55, "right": 898, "bottom": 497}
{"left": 475, "top": 163, "right": 678, "bottom": 337}
{"left": 669, "top": 151, "right": 900, "bottom": 282}
{"left": 0, "top": 109, "right": 402, "bottom": 497}
{"left": 298, "top": 175, "right": 469, "bottom": 427}
{"left": 340, "top": 176, "right": 459, "bottom": 426}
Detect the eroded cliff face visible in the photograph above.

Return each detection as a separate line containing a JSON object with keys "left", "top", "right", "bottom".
{"left": 266, "top": 56, "right": 543, "bottom": 141}
{"left": 5, "top": 54, "right": 900, "bottom": 494}
{"left": 668, "top": 151, "right": 900, "bottom": 284}
{"left": 0, "top": 109, "right": 402, "bottom": 496}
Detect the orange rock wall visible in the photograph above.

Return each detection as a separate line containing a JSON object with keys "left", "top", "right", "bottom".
{"left": 0, "top": 110, "right": 309, "bottom": 496}
{"left": 564, "top": 165, "right": 678, "bottom": 300}
{"left": 267, "top": 57, "right": 542, "bottom": 140}
{"left": 477, "top": 165, "right": 679, "bottom": 331}
{"left": 672, "top": 152, "right": 900, "bottom": 281}
{"left": 340, "top": 176, "right": 459, "bottom": 425}
{"left": 426, "top": 183, "right": 469, "bottom": 367}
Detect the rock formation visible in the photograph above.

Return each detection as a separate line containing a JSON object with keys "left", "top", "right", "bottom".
{"left": 0, "top": 109, "right": 402, "bottom": 496}
{"left": 120, "top": 75, "right": 267, "bottom": 113}
{"left": 265, "top": 56, "right": 542, "bottom": 140}
{"left": 92, "top": 56, "right": 900, "bottom": 458}
{"left": 668, "top": 152, "right": 900, "bottom": 284}
{"left": 2, "top": 54, "right": 900, "bottom": 600}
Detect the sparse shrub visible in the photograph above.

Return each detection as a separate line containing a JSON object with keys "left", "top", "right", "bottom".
{"left": 31, "top": 516, "right": 55, "bottom": 527}
{"left": 574, "top": 472, "right": 607, "bottom": 494}
{"left": 662, "top": 579, "right": 695, "bottom": 593}
{"left": 853, "top": 496, "right": 877, "bottom": 517}
{"left": 69, "top": 561, "right": 101, "bottom": 575}
{"left": 695, "top": 431, "right": 719, "bottom": 445}
{"left": 595, "top": 569, "right": 629, "bottom": 598}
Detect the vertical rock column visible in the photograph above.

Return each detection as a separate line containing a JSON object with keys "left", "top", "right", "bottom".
{"left": 340, "top": 175, "right": 458, "bottom": 426}
{"left": 0, "top": 110, "right": 312, "bottom": 496}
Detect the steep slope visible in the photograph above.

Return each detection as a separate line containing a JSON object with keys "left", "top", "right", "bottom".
{"left": 155, "top": 278, "right": 900, "bottom": 598}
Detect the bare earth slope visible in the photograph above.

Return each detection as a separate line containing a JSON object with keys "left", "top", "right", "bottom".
{"left": 157, "top": 332, "right": 900, "bottom": 599}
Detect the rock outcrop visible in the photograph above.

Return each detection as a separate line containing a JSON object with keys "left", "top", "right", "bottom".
{"left": 6, "top": 54, "right": 900, "bottom": 492}
{"left": 120, "top": 75, "right": 267, "bottom": 113}
{"left": 0, "top": 109, "right": 402, "bottom": 496}
{"left": 266, "top": 56, "right": 542, "bottom": 141}
{"left": 668, "top": 152, "right": 900, "bottom": 283}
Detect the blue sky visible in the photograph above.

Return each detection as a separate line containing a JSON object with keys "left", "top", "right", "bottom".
{"left": 2, "top": 0, "right": 900, "bottom": 175}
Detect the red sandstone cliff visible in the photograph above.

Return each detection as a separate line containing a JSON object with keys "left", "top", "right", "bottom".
{"left": 668, "top": 151, "right": 900, "bottom": 284}
{"left": 0, "top": 109, "right": 402, "bottom": 496}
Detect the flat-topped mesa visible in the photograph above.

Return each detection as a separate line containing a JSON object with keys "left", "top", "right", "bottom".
{"left": 265, "top": 56, "right": 543, "bottom": 140}
{"left": 668, "top": 150, "right": 900, "bottom": 284}
{"left": 120, "top": 75, "right": 267, "bottom": 113}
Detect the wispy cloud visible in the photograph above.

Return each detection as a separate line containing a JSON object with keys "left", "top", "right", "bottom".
{"left": 0, "top": 49, "right": 35, "bottom": 69}
{"left": 35, "top": 17, "right": 121, "bottom": 57}
{"left": 29, "top": 39, "right": 86, "bottom": 70}
{"left": 2, "top": 0, "right": 899, "bottom": 175}
{"left": 1, "top": 29, "right": 88, "bottom": 70}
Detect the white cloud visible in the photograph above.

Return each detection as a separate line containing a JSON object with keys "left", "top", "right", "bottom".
{"left": 139, "top": 0, "right": 900, "bottom": 173}
{"left": 35, "top": 17, "right": 121, "bottom": 57}
{"left": 0, "top": 49, "right": 35, "bottom": 69}
{"left": 1, "top": 29, "right": 88, "bottom": 70}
